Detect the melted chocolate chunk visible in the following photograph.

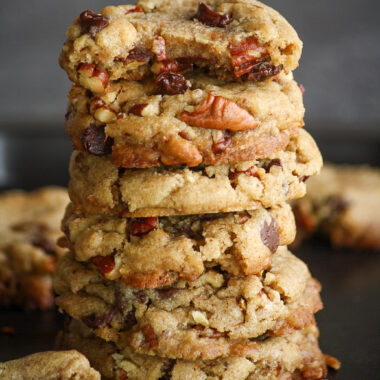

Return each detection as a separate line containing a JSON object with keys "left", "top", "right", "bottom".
{"left": 195, "top": 3, "right": 232, "bottom": 28}
{"left": 79, "top": 10, "right": 109, "bottom": 37}
{"left": 262, "top": 159, "right": 283, "bottom": 173}
{"left": 122, "top": 47, "right": 151, "bottom": 64}
{"left": 260, "top": 217, "right": 279, "bottom": 253}
{"left": 82, "top": 309, "right": 116, "bottom": 329}
{"left": 157, "top": 288, "right": 179, "bottom": 299}
{"left": 155, "top": 72, "right": 189, "bottom": 95}
{"left": 81, "top": 124, "right": 113, "bottom": 156}
{"left": 245, "top": 63, "right": 283, "bottom": 82}
{"left": 134, "top": 290, "right": 148, "bottom": 304}
{"left": 124, "top": 308, "right": 137, "bottom": 329}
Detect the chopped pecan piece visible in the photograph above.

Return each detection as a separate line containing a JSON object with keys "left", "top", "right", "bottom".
{"left": 81, "top": 124, "right": 113, "bottom": 156}
{"left": 262, "top": 159, "right": 283, "bottom": 173}
{"left": 79, "top": 10, "right": 109, "bottom": 37}
{"left": 152, "top": 36, "right": 167, "bottom": 61}
{"left": 126, "top": 6, "right": 143, "bottom": 14}
{"left": 212, "top": 131, "right": 232, "bottom": 154}
{"left": 194, "top": 3, "right": 232, "bottom": 28}
{"left": 91, "top": 253, "right": 116, "bottom": 276}
{"left": 236, "top": 213, "right": 251, "bottom": 225}
{"left": 155, "top": 72, "right": 189, "bottom": 95}
{"left": 131, "top": 217, "right": 158, "bottom": 237}
{"left": 229, "top": 166, "right": 259, "bottom": 189}
{"left": 260, "top": 217, "right": 279, "bottom": 253}
{"left": 128, "top": 103, "right": 148, "bottom": 116}
{"left": 90, "top": 98, "right": 116, "bottom": 123}
{"left": 77, "top": 63, "right": 109, "bottom": 93}
{"left": 141, "top": 324, "right": 159, "bottom": 348}
{"left": 179, "top": 94, "right": 257, "bottom": 131}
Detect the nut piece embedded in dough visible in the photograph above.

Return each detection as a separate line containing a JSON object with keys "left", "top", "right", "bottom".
{"left": 179, "top": 93, "right": 258, "bottom": 131}
{"left": 77, "top": 63, "right": 109, "bottom": 94}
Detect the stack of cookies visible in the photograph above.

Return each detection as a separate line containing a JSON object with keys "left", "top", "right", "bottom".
{"left": 55, "top": 1, "right": 336, "bottom": 378}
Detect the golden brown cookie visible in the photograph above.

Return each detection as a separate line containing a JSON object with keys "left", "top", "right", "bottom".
{"left": 66, "top": 72, "right": 304, "bottom": 168}
{"left": 60, "top": 0, "right": 302, "bottom": 89}
{"left": 0, "top": 187, "right": 68, "bottom": 310}
{"left": 54, "top": 247, "right": 322, "bottom": 360}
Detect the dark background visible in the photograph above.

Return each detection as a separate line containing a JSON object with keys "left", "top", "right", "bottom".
{"left": 0, "top": 0, "right": 379, "bottom": 133}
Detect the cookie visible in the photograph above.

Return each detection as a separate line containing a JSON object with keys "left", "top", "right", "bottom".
{"left": 54, "top": 247, "right": 322, "bottom": 360}
{"left": 66, "top": 72, "right": 304, "bottom": 168}
{"left": 293, "top": 164, "right": 380, "bottom": 249}
{"left": 60, "top": 0, "right": 302, "bottom": 90}
{"left": 0, "top": 187, "right": 69, "bottom": 310}
{"left": 58, "top": 319, "right": 330, "bottom": 380}
{"left": 0, "top": 350, "right": 100, "bottom": 380}
{"left": 61, "top": 203, "right": 295, "bottom": 288}
{"left": 68, "top": 129, "right": 322, "bottom": 217}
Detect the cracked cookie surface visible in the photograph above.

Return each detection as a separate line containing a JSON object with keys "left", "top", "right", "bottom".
{"left": 66, "top": 72, "right": 304, "bottom": 168}
{"left": 61, "top": 203, "right": 295, "bottom": 288}
{"left": 58, "top": 319, "right": 328, "bottom": 380}
{"left": 54, "top": 247, "right": 322, "bottom": 360}
{"left": 0, "top": 187, "right": 68, "bottom": 310}
{"left": 68, "top": 129, "right": 322, "bottom": 217}
{"left": 60, "top": 0, "right": 302, "bottom": 88}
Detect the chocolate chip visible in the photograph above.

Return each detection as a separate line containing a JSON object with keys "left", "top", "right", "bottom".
{"left": 260, "top": 217, "right": 279, "bottom": 253}
{"left": 79, "top": 10, "right": 109, "bottom": 37}
{"left": 194, "top": 3, "right": 232, "bottom": 28}
{"left": 262, "top": 159, "right": 283, "bottom": 173}
{"left": 31, "top": 237, "right": 56, "bottom": 255}
{"left": 122, "top": 47, "right": 151, "bottom": 64}
{"left": 130, "top": 217, "right": 159, "bottom": 237}
{"left": 124, "top": 308, "right": 137, "bottom": 329}
{"left": 212, "top": 132, "right": 232, "bottom": 154}
{"left": 327, "top": 196, "right": 349, "bottom": 214}
{"left": 155, "top": 72, "right": 189, "bottom": 95}
{"left": 157, "top": 288, "right": 179, "bottom": 299}
{"left": 245, "top": 63, "right": 283, "bottom": 82}
{"left": 134, "top": 290, "right": 148, "bottom": 304}
{"left": 81, "top": 124, "right": 113, "bottom": 156}
{"left": 141, "top": 324, "right": 159, "bottom": 348}
{"left": 82, "top": 309, "right": 116, "bottom": 329}
{"left": 128, "top": 103, "right": 148, "bottom": 116}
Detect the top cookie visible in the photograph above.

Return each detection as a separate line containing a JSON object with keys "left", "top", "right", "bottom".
{"left": 60, "top": 0, "right": 302, "bottom": 91}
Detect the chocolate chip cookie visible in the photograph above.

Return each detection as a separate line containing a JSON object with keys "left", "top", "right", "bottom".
{"left": 60, "top": 0, "right": 302, "bottom": 90}
{"left": 66, "top": 72, "right": 304, "bottom": 168}
{"left": 61, "top": 203, "right": 295, "bottom": 288}
{"left": 293, "top": 164, "right": 380, "bottom": 249}
{"left": 54, "top": 247, "right": 322, "bottom": 360}
{"left": 58, "top": 319, "right": 330, "bottom": 380}
{"left": 68, "top": 129, "right": 322, "bottom": 216}
{"left": 0, "top": 350, "right": 100, "bottom": 380}
{"left": 0, "top": 187, "right": 69, "bottom": 310}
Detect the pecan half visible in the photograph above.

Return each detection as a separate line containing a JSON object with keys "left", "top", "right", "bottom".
{"left": 260, "top": 217, "right": 279, "bottom": 253}
{"left": 131, "top": 217, "right": 158, "bottom": 237}
{"left": 79, "top": 10, "right": 109, "bottom": 37}
{"left": 194, "top": 3, "right": 232, "bottom": 28}
{"left": 155, "top": 72, "right": 189, "bottom": 95}
{"left": 81, "top": 124, "right": 113, "bottom": 156}
{"left": 152, "top": 36, "right": 167, "bottom": 61}
{"left": 77, "top": 63, "right": 109, "bottom": 93}
{"left": 91, "top": 253, "right": 116, "bottom": 276}
{"left": 179, "top": 93, "right": 257, "bottom": 131}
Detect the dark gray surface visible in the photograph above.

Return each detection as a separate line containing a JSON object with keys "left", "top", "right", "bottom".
{"left": 0, "top": 131, "right": 379, "bottom": 379}
{"left": 0, "top": 0, "right": 379, "bottom": 132}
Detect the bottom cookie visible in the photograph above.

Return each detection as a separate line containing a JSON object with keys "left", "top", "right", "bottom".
{"left": 0, "top": 350, "right": 100, "bottom": 380}
{"left": 58, "top": 319, "right": 330, "bottom": 380}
